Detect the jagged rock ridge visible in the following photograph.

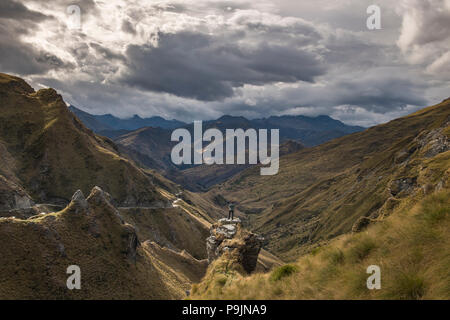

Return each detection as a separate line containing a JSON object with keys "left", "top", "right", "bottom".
{"left": 0, "top": 186, "right": 207, "bottom": 299}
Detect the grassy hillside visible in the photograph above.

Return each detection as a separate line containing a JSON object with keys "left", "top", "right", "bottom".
{"left": 115, "top": 126, "right": 176, "bottom": 173}
{"left": 208, "top": 100, "right": 450, "bottom": 259}
{"left": 0, "top": 187, "right": 206, "bottom": 299}
{"left": 0, "top": 73, "right": 166, "bottom": 207}
{"left": 0, "top": 73, "right": 282, "bottom": 299}
{"left": 191, "top": 189, "right": 450, "bottom": 299}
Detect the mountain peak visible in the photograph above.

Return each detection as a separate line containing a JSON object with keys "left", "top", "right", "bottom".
{"left": 217, "top": 115, "right": 248, "bottom": 121}
{"left": 0, "top": 73, "right": 34, "bottom": 94}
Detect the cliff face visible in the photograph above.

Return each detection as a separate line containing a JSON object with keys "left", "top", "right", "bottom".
{"left": 206, "top": 218, "right": 264, "bottom": 274}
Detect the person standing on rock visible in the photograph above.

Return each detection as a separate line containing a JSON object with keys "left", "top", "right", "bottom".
{"left": 228, "top": 202, "right": 235, "bottom": 220}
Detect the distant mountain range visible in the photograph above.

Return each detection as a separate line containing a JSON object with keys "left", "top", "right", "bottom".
{"left": 69, "top": 105, "right": 365, "bottom": 147}
{"left": 199, "top": 115, "right": 364, "bottom": 147}
{"left": 68, "top": 105, "right": 186, "bottom": 137}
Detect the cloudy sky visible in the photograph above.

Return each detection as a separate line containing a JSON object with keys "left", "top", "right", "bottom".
{"left": 1, "top": 0, "right": 449, "bottom": 126}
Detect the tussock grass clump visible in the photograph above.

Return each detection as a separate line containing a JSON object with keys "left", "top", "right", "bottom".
{"left": 419, "top": 192, "right": 449, "bottom": 225}
{"left": 323, "top": 248, "right": 345, "bottom": 265}
{"left": 385, "top": 272, "right": 426, "bottom": 300}
{"left": 347, "top": 237, "right": 377, "bottom": 263}
{"left": 215, "top": 275, "right": 228, "bottom": 287}
{"left": 270, "top": 265, "right": 298, "bottom": 282}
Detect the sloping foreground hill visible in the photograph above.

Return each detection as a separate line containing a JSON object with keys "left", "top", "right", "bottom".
{"left": 0, "top": 187, "right": 207, "bottom": 299}
{"left": 209, "top": 99, "right": 450, "bottom": 259}
{"left": 0, "top": 73, "right": 167, "bottom": 210}
{"left": 191, "top": 189, "right": 450, "bottom": 299}
{"left": 0, "top": 186, "right": 281, "bottom": 299}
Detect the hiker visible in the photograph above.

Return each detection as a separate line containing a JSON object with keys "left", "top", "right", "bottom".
{"left": 228, "top": 202, "right": 235, "bottom": 220}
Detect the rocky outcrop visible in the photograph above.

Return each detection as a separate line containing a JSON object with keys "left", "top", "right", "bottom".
{"left": 88, "top": 187, "right": 140, "bottom": 260}
{"left": 69, "top": 189, "right": 89, "bottom": 213}
{"left": 0, "top": 176, "right": 34, "bottom": 212}
{"left": 122, "top": 223, "right": 140, "bottom": 261}
{"left": 0, "top": 185, "right": 195, "bottom": 299}
{"left": 394, "top": 124, "right": 450, "bottom": 166}
{"left": 206, "top": 218, "right": 264, "bottom": 274}
{"left": 415, "top": 128, "right": 450, "bottom": 158}
{"left": 65, "top": 187, "right": 140, "bottom": 261}
{"left": 352, "top": 216, "right": 378, "bottom": 233}
{"left": 389, "top": 177, "right": 417, "bottom": 197}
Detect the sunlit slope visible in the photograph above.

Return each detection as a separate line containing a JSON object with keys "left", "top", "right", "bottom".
{"left": 211, "top": 99, "right": 450, "bottom": 259}
{"left": 119, "top": 207, "right": 211, "bottom": 260}
{"left": 0, "top": 73, "right": 166, "bottom": 207}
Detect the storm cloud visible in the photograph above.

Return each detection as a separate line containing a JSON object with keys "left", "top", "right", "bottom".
{"left": 397, "top": 0, "right": 450, "bottom": 78}
{"left": 1, "top": 0, "right": 449, "bottom": 126}
{"left": 121, "top": 30, "right": 325, "bottom": 101}
{"left": 0, "top": 1, "right": 67, "bottom": 75}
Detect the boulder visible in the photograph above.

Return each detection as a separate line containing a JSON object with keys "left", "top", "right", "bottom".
{"left": 389, "top": 177, "right": 417, "bottom": 197}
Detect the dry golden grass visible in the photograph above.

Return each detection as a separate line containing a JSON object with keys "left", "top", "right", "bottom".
{"left": 119, "top": 206, "right": 210, "bottom": 260}
{"left": 191, "top": 189, "right": 450, "bottom": 300}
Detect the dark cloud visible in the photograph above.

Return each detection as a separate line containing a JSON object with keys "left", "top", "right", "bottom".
{"left": 0, "top": 39, "right": 52, "bottom": 75}
{"left": 89, "top": 42, "right": 126, "bottom": 62}
{"left": 329, "top": 75, "right": 428, "bottom": 112}
{"left": 0, "top": 36, "right": 68, "bottom": 75}
{"left": 30, "top": 0, "right": 99, "bottom": 16}
{"left": 121, "top": 20, "right": 136, "bottom": 35}
{"left": 0, "top": 0, "right": 48, "bottom": 21}
{"left": 228, "top": 74, "right": 426, "bottom": 116}
{"left": 0, "top": 2, "right": 63, "bottom": 75}
{"left": 121, "top": 31, "right": 325, "bottom": 101}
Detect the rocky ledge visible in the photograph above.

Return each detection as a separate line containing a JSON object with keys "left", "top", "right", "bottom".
{"left": 206, "top": 218, "right": 264, "bottom": 274}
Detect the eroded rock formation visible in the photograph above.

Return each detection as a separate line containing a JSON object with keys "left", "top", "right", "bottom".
{"left": 206, "top": 218, "right": 264, "bottom": 273}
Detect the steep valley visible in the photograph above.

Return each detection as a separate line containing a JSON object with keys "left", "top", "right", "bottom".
{"left": 0, "top": 73, "right": 448, "bottom": 300}
{"left": 0, "top": 73, "right": 281, "bottom": 299}
{"left": 0, "top": 73, "right": 210, "bottom": 298}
